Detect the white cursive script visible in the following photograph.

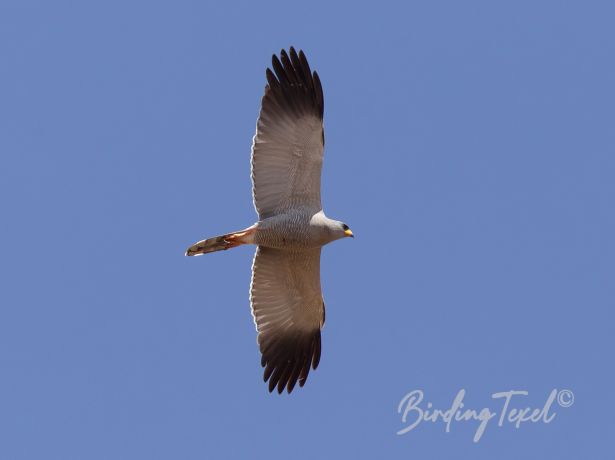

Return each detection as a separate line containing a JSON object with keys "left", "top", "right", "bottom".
{"left": 397, "top": 389, "right": 564, "bottom": 442}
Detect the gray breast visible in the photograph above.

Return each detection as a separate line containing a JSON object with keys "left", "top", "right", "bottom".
{"left": 254, "top": 211, "right": 325, "bottom": 249}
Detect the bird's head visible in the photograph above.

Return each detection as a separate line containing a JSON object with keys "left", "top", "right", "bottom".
{"left": 315, "top": 213, "right": 354, "bottom": 243}
{"left": 340, "top": 222, "right": 354, "bottom": 239}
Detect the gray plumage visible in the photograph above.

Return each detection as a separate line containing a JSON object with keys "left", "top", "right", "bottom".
{"left": 186, "top": 47, "right": 353, "bottom": 394}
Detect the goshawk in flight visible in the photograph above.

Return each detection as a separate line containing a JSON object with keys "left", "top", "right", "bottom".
{"left": 186, "top": 47, "right": 353, "bottom": 394}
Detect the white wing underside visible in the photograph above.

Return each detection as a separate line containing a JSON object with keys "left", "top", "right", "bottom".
{"left": 250, "top": 48, "right": 325, "bottom": 219}
{"left": 251, "top": 115, "right": 323, "bottom": 219}
{"left": 250, "top": 247, "right": 324, "bottom": 393}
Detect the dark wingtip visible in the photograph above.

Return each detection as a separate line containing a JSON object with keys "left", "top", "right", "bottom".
{"left": 263, "top": 47, "right": 324, "bottom": 120}
{"left": 260, "top": 329, "right": 322, "bottom": 395}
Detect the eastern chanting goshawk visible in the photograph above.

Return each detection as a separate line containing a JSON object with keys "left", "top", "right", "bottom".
{"left": 186, "top": 47, "right": 353, "bottom": 394}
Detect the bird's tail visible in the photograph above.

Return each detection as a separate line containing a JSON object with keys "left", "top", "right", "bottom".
{"left": 185, "top": 225, "right": 256, "bottom": 256}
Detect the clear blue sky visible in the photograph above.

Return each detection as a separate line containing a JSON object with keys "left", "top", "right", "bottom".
{"left": 1, "top": 1, "right": 613, "bottom": 458}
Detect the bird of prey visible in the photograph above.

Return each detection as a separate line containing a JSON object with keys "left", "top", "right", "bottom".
{"left": 185, "top": 47, "right": 353, "bottom": 394}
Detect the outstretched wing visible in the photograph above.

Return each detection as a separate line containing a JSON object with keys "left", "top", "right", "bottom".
{"left": 250, "top": 247, "right": 325, "bottom": 393}
{"left": 251, "top": 47, "right": 325, "bottom": 220}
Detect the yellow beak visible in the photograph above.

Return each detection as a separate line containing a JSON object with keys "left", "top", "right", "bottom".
{"left": 344, "top": 229, "right": 354, "bottom": 238}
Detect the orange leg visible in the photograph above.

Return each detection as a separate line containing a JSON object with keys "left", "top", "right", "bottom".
{"left": 223, "top": 225, "right": 257, "bottom": 247}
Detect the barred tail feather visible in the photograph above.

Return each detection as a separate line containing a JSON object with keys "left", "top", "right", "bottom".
{"left": 185, "top": 225, "right": 256, "bottom": 256}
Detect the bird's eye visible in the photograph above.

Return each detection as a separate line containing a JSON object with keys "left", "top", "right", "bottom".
{"left": 342, "top": 224, "right": 349, "bottom": 231}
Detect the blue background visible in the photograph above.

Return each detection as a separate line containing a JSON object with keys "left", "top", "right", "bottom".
{"left": 1, "top": 1, "right": 613, "bottom": 458}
